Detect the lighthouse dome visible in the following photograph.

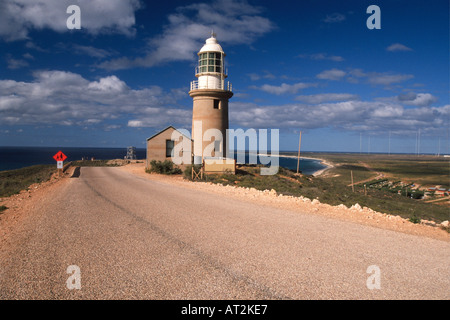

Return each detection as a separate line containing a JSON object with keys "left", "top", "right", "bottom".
{"left": 199, "top": 35, "right": 224, "bottom": 54}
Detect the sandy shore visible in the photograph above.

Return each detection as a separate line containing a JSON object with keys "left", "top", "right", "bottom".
{"left": 257, "top": 153, "right": 334, "bottom": 176}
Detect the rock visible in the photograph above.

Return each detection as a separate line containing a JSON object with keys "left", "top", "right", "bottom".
{"left": 350, "top": 203, "right": 362, "bottom": 211}
{"left": 311, "top": 199, "right": 320, "bottom": 205}
{"left": 441, "top": 220, "right": 449, "bottom": 227}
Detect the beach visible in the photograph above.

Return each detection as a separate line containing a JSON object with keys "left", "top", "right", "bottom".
{"left": 257, "top": 153, "right": 334, "bottom": 176}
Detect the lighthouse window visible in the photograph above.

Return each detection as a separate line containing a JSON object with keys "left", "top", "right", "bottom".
{"left": 198, "top": 52, "right": 222, "bottom": 73}
{"left": 213, "top": 99, "right": 220, "bottom": 109}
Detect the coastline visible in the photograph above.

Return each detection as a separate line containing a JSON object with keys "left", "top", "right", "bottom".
{"left": 257, "top": 153, "right": 334, "bottom": 176}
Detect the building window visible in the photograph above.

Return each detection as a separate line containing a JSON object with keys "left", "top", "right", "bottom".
{"left": 166, "top": 140, "right": 174, "bottom": 157}
{"left": 199, "top": 52, "right": 222, "bottom": 74}
{"left": 213, "top": 99, "right": 220, "bottom": 109}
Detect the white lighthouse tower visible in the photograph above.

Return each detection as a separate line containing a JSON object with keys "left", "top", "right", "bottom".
{"left": 189, "top": 32, "right": 233, "bottom": 161}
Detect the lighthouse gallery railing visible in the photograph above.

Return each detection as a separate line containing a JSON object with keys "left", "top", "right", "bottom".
{"left": 190, "top": 80, "right": 232, "bottom": 92}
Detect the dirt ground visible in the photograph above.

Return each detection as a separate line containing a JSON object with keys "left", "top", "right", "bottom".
{"left": 0, "top": 169, "right": 71, "bottom": 247}
{"left": 0, "top": 164, "right": 448, "bottom": 244}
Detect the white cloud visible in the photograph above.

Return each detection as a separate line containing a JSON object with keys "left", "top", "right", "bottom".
{"left": 88, "top": 76, "right": 128, "bottom": 92}
{"left": 316, "top": 69, "right": 346, "bottom": 81}
{"left": 7, "top": 57, "right": 29, "bottom": 69}
{"left": 298, "top": 53, "right": 344, "bottom": 62}
{"left": 230, "top": 100, "right": 449, "bottom": 135}
{"left": 397, "top": 92, "right": 438, "bottom": 106}
{"left": 72, "top": 45, "right": 113, "bottom": 58}
{"left": 323, "top": 13, "right": 346, "bottom": 23}
{"left": 99, "top": 0, "right": 275, "bottom": 70}
{"left": 247, "top": 71, "right": 276, "bottom": 81}
{"left": 251, "top": 82, "right": 317, "bottom": 95}
{"left": 22, "top": 53, "right": 34, "bottom": 60}
{"left": 367, "top": 73, "right": 414, "bottom": 86}
{"left": 295, "top": 93, "right": 359, "bottom": 104}
{"left": 386, "top": 43, "right": 413, "bottom": 52}
{"left": 0, "top": 70, "right": 190, "bottom": 128}
{"left": 0, "top": 0, "right": 141, "bottom": 41}
{"left": 346, "top": 68, "right": 414, "bottom": 86}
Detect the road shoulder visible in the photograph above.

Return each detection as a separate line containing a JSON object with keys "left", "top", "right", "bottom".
{"left": 119, "top": 162, "right": 450, "bottom": 242}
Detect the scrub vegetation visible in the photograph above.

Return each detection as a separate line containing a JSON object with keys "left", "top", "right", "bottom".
{"left": 194, "top": 153, "right": 450, "bottom": 224}
{"left": 0, "top": 165, "right": 56, "bottom": 197}
{"left": 146, "top": 160, "right": 182, "bottom": 175}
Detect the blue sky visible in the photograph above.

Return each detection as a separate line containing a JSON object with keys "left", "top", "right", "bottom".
{"left": 0, "top": 0, "right": 449, "bottom": 154}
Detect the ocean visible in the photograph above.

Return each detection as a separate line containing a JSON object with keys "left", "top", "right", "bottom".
{"left": 0, "top": 146, "right": 326, "bottom": 175}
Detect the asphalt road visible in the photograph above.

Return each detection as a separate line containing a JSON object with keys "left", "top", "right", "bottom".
{"left": 0, "top": 167, "right": 449, "bottom": 299}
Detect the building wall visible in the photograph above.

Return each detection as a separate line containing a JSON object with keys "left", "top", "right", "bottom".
{"left": 146, "top": 127, "right": 191, "bottom": 169}
{"left": 190, "top": 89, "right": 233, "bottom": 158}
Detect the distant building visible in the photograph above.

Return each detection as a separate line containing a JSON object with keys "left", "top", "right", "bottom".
{"left": 145, "top": 126, "right": 192, "bottom": 169}
{"left": 125, "top": 146, "right": 137, "bottom": 160}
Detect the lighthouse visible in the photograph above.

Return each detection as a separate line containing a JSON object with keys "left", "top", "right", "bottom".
{"left": 189, "top": 32, "right": 233, "bottom": 162}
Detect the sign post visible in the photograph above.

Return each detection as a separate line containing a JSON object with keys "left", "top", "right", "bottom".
{"left": 53, "top": 151, "right": 67, "bottom": 176}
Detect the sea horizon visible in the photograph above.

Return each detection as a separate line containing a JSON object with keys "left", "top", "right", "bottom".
{"left": 0, "top": 146, "right": 332, "bottom": 174}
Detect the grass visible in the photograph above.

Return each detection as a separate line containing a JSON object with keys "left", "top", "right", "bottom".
{"left": 297, "top": 152, "right": 450, "bottom": 188}
{"left": 70, "top": 160, "right": 122, "bottom": 167}
{"left": 368, "top": 160, "right": 449, "bottom": 187}
{"left": 0, "top": 164, "right": 56, "bottom": 198}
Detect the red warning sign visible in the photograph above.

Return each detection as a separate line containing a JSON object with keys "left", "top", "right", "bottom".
{"left": 53, "top": 151, "right": 67, "bottom": 162}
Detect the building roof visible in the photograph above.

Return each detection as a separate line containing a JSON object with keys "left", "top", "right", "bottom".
{"left": 198, "top": 35, "right": 224, "bottom": 54}
{"left": 146, "top": 126, "right": 192, "bottom": 141}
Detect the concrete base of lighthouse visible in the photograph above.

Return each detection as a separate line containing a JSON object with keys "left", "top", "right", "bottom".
{"left": 189, "top": 89, "right": 233, "bottom": 160}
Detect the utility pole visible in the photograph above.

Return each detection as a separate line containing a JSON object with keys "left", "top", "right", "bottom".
{"left": 296, "top": 131, "right": 302, "bottom": 174}
{"left": 415, "top": 131, "right": 418, "bottom": 156}
{"left": 360, "top": 133, "right": 362, "bottom": 154}
{"left": 351, "top": 170, "right": 354, "bottom": 192}
{"left": 418, "top": 129, "right": 421, "bottom": 156}
{"left": 438, "top": 137, "right": 441, "bottom": 157}
{"left": 388, "top": 131, "right": 391, "bottom": 156}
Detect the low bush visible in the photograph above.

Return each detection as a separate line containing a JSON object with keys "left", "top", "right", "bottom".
{"left": 147, "top": 160, "right": 182, "bottom": 175}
